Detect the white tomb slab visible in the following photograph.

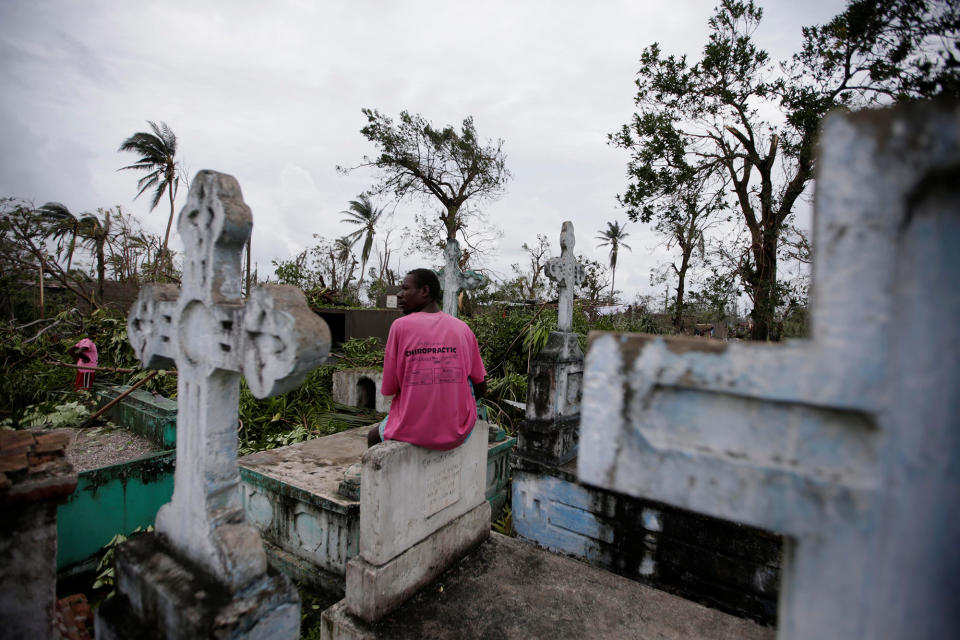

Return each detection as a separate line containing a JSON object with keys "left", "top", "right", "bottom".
{"left": 578, "top": 103, "right": 960, "bottom": 639}
{"left": 344, "top": 421, "right": 491, "bottom": 622}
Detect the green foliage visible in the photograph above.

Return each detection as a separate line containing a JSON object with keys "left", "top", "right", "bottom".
{"left": 467, "top": 305, "right": 552, "bottom": 378}
{"left": 592, "top": 310, "right": 664, "bottom": 335}
{"left": 272, "top": 235, "right": 362, "bottom": 303}
{"left": 238, "top": 337, "right": 386, "bottom": 455}
{"left": 478, "top": 369, "right": 527, "bottom": 434}
{"left": 492, "top": 505, "right": 515, "bottom": 537}
{"left": 16, "top": 401, "right": 90, "bottom": 429}
{"left": 0, "top": 304, "right": 174, "bottom": 425}
{"left": 91, "top": 525, "right": 153, "bottom": 605}
{"left": 610, "top": 0, "right": 959, "bottom": 340}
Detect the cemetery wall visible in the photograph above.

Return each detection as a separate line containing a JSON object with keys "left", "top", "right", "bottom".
{"left": 311, "top": 307, "right": 402, "bottom": 346}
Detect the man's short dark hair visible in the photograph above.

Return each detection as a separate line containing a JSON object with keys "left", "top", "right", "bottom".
{"left": 407, "top": 268, "right": 441, "bottom": 302}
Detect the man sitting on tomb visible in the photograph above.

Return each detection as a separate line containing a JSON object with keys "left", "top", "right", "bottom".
{"left": 367, "top": 268, "right": 487, "bottom": 450}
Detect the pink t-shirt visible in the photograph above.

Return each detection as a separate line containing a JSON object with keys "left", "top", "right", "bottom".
{"left": 381, "top": 312, "right": 486, "bottom": 450}
{"left": 73, "top": 338, "right": 98, "bottom": 372}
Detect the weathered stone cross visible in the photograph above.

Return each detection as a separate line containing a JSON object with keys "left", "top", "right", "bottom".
{"left": 127, "top": 171, "right": 331, "bottom": 592}
{"left": 438, "top": 238, "right": 485, "bottom": 317}
{"left": 545, "top": 221, "right": 584, "bottom": 332}
{"left": 579, "top": 104, "right": 960, "bottom": 639}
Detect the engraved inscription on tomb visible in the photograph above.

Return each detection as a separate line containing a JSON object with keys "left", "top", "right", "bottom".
{"left": 424, "top": 450, "right": 461, "bottom": 517}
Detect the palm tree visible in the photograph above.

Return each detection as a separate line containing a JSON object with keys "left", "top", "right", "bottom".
{"left": 36, "top": 202, "right": 82, "bottom": 272}
{"left": 596, "top": 221, "right": 632, "bottom": 303}
{"left": 77, "top": 209, "right": 112, "bottom": 302}
{"left": 118, "top": 120, "right": 182, "bottom": 279}
{"left": 340, "top": 195, "right": 385, "bottom": 293}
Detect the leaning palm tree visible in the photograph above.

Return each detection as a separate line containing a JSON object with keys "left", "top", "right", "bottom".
{"left": 77, "top": 209, "right": 112, "bottom": 302}
{"left": 340, "top": 195, "right": 385, "bottom": 293}
{"left": 596, "top": 221, "right": 632, "bottom": 303}
{"left": 118, "top": 121, "right": 182, "bottom": 279}
{"left": 36, "top": 202, "right": 82, "bottom": 272}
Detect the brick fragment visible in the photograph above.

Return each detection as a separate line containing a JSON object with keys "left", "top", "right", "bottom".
{"left": 0, "top": 453, "right": 29, "bottom": 473}
{"left": 0, "top": 431, "right": 36, "bottom": 451}
{"left": 56, "top": 594, "right": 92, "bottom": 640}
{"left": 35, "top": 432, "right": 70, "bottom": 454}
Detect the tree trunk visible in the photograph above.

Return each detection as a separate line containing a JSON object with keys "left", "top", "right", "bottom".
{"left": 444, "top": 205, "right": 459, "bottom": 241}
{"left": 38, "top": 262, "right": 44, "bottom": 319}
{"left": 673, "top": 252, "right": 691, "bottom": 330}
{"left": 158, "top": 180, "right": 176, "bottom": 280}
{"left": 66, "top": 230, "right": 76, "bottom": 272}
{"left": 610, "top": 250, "right": 617, "bottom": 303}
{"left": 97, "top": 241, "right": 105, "bottom": 302}
{"left": 749, "top": 230, "right": 778, "bottom": 341}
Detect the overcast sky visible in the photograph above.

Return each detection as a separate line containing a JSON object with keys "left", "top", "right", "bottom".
{"left": 0, "top": 0, "right": 844, "bottom": 302}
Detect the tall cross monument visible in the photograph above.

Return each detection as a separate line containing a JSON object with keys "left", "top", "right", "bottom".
{"left": 516, "top": 221, "right": 586, "bottom": 469}
{"left": 97, "top": 171, "right": 331, "bottom": 639}
{"left": 545, "top": 221, "right": 585, "bottom": 332}
{"left": 438, "top": 238, "right": 485, "bottom": 317}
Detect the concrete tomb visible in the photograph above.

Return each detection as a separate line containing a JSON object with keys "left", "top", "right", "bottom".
{"left": 96, "top": 170, "right": 331, "bottom": 639}
{"left": 321, "top": 421, "right": 491, "bottom": 634}
{"left": 332, "top": 368, "right": 393, "bottom": 413}
{"left": 239, "top": 422, "right": 515, "bottom": 597}
{"left": 513, "top": 221, "right": 782, "bottom": 623}
{"left": 239, "top": 427, "right": 366, "bottom": 594}
{"left": 578, "top": 102, "right": 960, "bottom": 639}
{"left": 55, "top": 386, "right": 178, "bottom": 573}
{"left": 438, "top": 238, "right": 485, "bottom": 318}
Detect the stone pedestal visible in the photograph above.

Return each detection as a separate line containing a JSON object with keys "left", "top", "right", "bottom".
{"left": 0, "top": 430, "right": 77, "bottom": 640}
{"left": 96, "top": 533, "right": 299, "bottom": 640}
{"left": 515, "top": 331, "right": 583, "bottom": 468}
{"left": 345, "top": 427, "right": 490, "bottom": 622}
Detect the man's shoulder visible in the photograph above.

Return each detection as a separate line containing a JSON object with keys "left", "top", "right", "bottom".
{"left": 438, "top": 313, "right": 475, "bottom": 334}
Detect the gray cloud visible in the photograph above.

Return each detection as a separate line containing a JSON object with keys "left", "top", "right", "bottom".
{"left": 0, "top": 0, "right": 842, "bottom": 300}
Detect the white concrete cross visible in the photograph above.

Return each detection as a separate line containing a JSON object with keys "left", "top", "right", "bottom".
{"left": 545, "top": 221, "right": 584, "bottom": 332}
{"left": 127, "top": 170, "right": 331, "bottom": 592}
{"left": 438, "top": 238, "right": 485, "bottom": 318}
{"left": 578, "top": 104, "right": 960, "bottom": 639}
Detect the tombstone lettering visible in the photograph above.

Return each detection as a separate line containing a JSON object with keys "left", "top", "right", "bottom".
{"left": 98, "top": 170, "right": 331, "bottom": 639}
{"left": 438, "top": 238, "right": 485, "bottom": 317}
{"left": 578, "top": 103, "right": 960, "bottom": 639}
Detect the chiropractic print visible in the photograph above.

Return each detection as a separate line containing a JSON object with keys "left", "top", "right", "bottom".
{"left": 406, "top": 340, "right": 463, "bottom": 386}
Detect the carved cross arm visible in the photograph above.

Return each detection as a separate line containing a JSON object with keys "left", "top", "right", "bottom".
{"left": 127, "top": 283, "right": 181, "bottom": 370}
{"left": 242, "top": 284, "right": 331, "bottom": 398}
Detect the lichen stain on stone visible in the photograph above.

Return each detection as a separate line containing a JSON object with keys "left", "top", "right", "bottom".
{"left": 663, "top": 336, "right": 728, "bottom": 355}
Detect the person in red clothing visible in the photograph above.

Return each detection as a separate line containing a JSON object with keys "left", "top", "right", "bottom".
{"left": 69, "top": 337, "right": 98, "bottom": 391}
{"left": 367, "top": 268, "right": 487, "bottom": 450}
